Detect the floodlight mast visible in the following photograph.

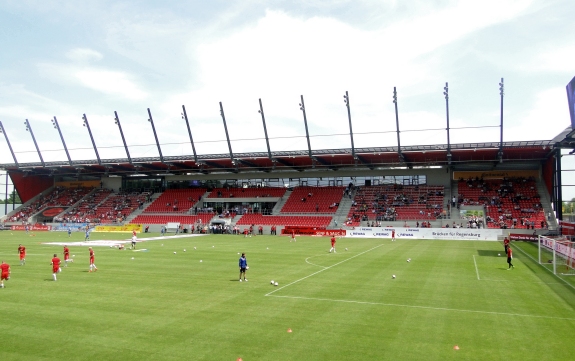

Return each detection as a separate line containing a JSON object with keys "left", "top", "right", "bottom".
{"left": 51, "top": 116, "right": 72, "bottom": 166}
{"left": 392, "top": 87, "right": 403, "bottom": 162}
{"left": 24, "top": 119, "right": 44, "bottom": 167}
{"left": 147, "top": 108, "right": 164, "bottom": 163}
{"left": 219, "top": 102, "right": 234, "bottom": 164}
{"left": 82, "top": 114, "right": 101, "bottom": 165}
{"left": 114, "top": 111, "right": 132, "bottom": 164}
{"left": 258, "top": 98, "right": 273, "bottom": 160}
{"left": 181, "top": 105, "right": 198, "bottom": 163}
{"left": 299, "top": 95, "right": 313, "bottom": 159}
{"left": 444, "top": 83, "right": 452, "bottom": 165}
{"left": 344, "top": 91, "right": 356, "bottom": 161}
{"left": 0, "top": 121, "right": 18, "bottom": 167}
{"left": 498, "top": 78, "right": 504, "bottom": 163}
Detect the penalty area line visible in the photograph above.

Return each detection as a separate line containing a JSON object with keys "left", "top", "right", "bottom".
{"left": 268, "top": 295, "right": 575, "bottom": 321}
{"left": 473, "top": 255, "right": 480, "bottom": 280}
{"left": 305, "top": 255, "right": 329, "bottom": 269}
{"left": 265, "top": 243, "right": 384, "bottom": 297}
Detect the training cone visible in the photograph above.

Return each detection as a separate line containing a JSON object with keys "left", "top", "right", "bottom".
{"left": 453, "top": 345, "right": 460, "bottom": 350}
{"left": 287, "top": 328, "right": 292, "bottom": 333}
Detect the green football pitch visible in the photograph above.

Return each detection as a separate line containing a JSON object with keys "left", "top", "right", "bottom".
{"left": 0, "top": 231, "right": 574, "bottom": 361}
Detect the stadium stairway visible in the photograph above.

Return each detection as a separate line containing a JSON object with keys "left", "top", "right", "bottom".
{"left": 330, "top": 188, "right": 355, "bottom": 228}
{"left": 270, "top": 189, "right": 292, "bottom": 214}
{"left": 51, "top": 188, "right": 99, "bottom": 221}
{"left": 536, "top": 180, "right": 557, "bottom": 230}
{"left": 124, "top": 193, "right": 162, "bottom": 224}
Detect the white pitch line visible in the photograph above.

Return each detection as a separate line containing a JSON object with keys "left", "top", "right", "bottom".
{"left": 304, "top": 256, "right": 328, "bottom": 269}
{"left": 512, "top": 243, "right": 575, "bottom": 292}
{"left": 268, "top": 295, "right": 575, "bottom": 321}
{"left": 473, "top": 255, "right": 480, "bottom": 280}
{"left": 265, "top": 243, "right": 384, "bottom": 296}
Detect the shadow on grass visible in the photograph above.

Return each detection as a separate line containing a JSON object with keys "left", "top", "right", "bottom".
{"left": 513, "top": 241, "right": 575, "bottom": 306}
{"left": 477, "top": 250, "right": 503, "bottom": 257}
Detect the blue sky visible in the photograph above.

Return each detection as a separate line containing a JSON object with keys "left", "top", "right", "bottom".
{"left": 0, "top": 0, "right": 574, "bottom": 168}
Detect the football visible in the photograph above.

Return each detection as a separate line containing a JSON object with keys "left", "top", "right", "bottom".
{"left": 392, "top": 275, "right": 396, "bottom": 279}
{"left": 345, "top": 248, "right": 348, "bottom": 251}
{"left": 271, "top": 280, "right": 274, "bottom": 284}
{"left": 274, "top": 282, "right": 278, "bottom": 286}
{"left": 246, "top": 266, "right": 249, "bottom": 270}
{"left": 407, "top": 258, "right": 411, "bottom": 262}
{"left": 184, "top": 249, "right": 186, "bottom": 252}
{"left": 498, "top": 253, "right": 501, "bottom": 256}
{"left": 200, "top": 260, "right": 203, "bottom": 262}
{"left": 173, "top": 252, "right": 176, "bottom": 254}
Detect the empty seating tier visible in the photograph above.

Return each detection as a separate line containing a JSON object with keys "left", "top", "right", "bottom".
{"left": 281, "top": 186, "right": 345, "bottom": 213}
{"left": 236, "top": 214, "right": 332, "bottom": 227}
{"left": 144, "top": 189, "right": 207, "bottom": 213}
{"left": 131, "top": 213, "right": 215, "bottom": 225}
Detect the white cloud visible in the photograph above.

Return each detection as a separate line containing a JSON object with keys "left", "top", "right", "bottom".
{"left": 74, "top": 68, "right": 148, "bottom": 100}
{"left": 521, "top": 45, "right": 575, "bottom": 73}
{"left": 66, "top": 48, "right": 103, "bottom": 62}
{"left": 37, "top": 62, "right": 148, "bottom": 101}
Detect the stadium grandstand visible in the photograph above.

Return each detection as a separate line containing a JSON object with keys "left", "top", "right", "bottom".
{"left": 1, "top": 92, "right": 575, "bottom": 237}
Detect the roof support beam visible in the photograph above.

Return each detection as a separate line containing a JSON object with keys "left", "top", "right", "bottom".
{"left": 114, "top": 111, "right": 132, "bottom": 164}
{"left": 0, "top": 121, "right": 18, "bottom": 167}
{"left": 219, "top": 102, "right": 234, "bottom": 164}
{"left": 355, "top": 154, "right": 373, "bottom": 169}
{"left": 24, "top": 119, "right": 44, "bottom": 167}
{"left": 147, "top": 108, "right": 164, "bottom": 163}
{"left": 82, "top": 114, "right": 101, "bottom": 165}
{"left": 498, "top": 78, "right": 505, "bottom": 163}
{"left": 343, "top": 91, "right": 356, "bottom": 161}
{"left": 51, "top": 116, "right": 72, "bottom": 166}
{"left": 273, "top": 157, "right": 300, "bottom": 171}
{"left": 258, "top": 98, "right": 273, "bottom": 160}
{"left": 181, "top": 105, "right": 198, "bottom": 162}
{"left": 392, "top": 87, "right": 405, "bottom": 164}
{"left": 443, "top": 83, "right": 452, "bottom": 165}
{"left": 299, "top": 95, "right": 313, "bottom": 159}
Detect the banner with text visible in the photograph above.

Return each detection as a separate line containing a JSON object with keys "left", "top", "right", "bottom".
{"left": 94, "top": 224, "right": 143, "bottom": 233}
{"left": 11, "top": 225, "right": 52, "bottom": 231}
{"left": 540, "top": 237, "right": 575, "bottom": 261}
{"left": 52, "top": 223, "right": 89, "bottom": 232}
{"left": 509, "top": 233, "right": 538, "bottom": 242}
{"left": 346, "top": 227, "right": 502, "bottom": 241}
